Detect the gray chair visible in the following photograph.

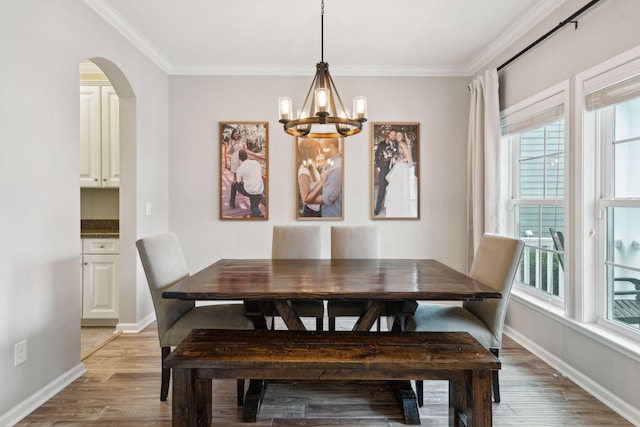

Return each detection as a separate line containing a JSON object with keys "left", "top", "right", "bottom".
{"left": 136, "top": 232, "right": 254, "bottom": 403}
{"left": 272, "top": 225, "right": 325, "bottom": 330}
{"left": 327, "top": 226, "right": 381, "bottom": 331}
{"left": 406, "top": 233, "right": 524, "bottom": 404}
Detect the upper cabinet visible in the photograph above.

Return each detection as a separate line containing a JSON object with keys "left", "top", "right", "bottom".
{"left": 80, "top": 85, "right": 119, "bottom": 188}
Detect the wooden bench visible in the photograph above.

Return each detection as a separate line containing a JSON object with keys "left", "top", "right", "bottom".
{"left": 164, "top": 329, "right": 500, "bottom": 427}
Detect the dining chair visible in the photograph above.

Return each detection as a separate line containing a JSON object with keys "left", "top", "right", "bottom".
{"left": 136, "top": 232, "right": 254, "bottom": 404}
{"left": 271, "top": 225, "right": 325, "bottom": 330}
{"left": 406, "top": 233, "right": 524, "bottom": 404}
{"left": 328, "top": 225, "right": 381, "bottom": 331}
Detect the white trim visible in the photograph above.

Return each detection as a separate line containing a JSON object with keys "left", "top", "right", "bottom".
{"left": 468, "top": 0, "right": 568, "bottom": 75}
{"left": 510, "top": 291, "right": 640, "bottom": 361}
{"left": 80, "top": 0, "right": 567, "bottom": 78}
{"left": 0, "top": 363, "right": 86, "bottom": 427}
{"left": 581, "top": 45, "right": 640, "bottom": 96}
{"left": 115, "top": 311, "right": 155, "bottom": 334}
{"left": 80, "top": 0, "right": 172, "bottom": 73}
{"left": 575, "top": 46, "right": 640, "bottom": 327}
{"left": 505, "top": 324, "right": 640, "bottom": 426}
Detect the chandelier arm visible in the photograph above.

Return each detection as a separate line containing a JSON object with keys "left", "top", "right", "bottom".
{"left": 300, "top": 72, "right": 319, "bottom": 117}
{"left": 327, "top": 71, "right": 349, "bottom": 117}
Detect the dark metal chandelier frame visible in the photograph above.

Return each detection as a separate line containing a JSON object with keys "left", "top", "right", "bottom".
{"left": 279, "top": 0, "right": 367, "bottom": 138}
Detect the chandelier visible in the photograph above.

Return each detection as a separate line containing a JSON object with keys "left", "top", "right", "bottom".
{"left": 278, "top": 0, "right": 367, "bottom": 138}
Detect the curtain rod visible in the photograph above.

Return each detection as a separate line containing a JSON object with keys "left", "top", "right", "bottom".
{"left": 497, "top": 0, "right": 602, "bottom": 72}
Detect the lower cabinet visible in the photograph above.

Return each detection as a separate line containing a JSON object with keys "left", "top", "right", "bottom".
{"left": 82, "top": 238, "right": 119, "bottom": 323}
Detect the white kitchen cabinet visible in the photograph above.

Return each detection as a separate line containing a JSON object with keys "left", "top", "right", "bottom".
{"left": 80, "top": 85, "right": 119, "bottom": 188}
{"left": 82, "top": 238, "right": 119, "bottom": 322}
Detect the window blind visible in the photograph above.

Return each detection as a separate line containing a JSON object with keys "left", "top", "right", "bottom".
{"left": 585, "top": 73, "right": 640, "bottom": 111}
{"left": 501, "top": 91, "right": 565, "bottom": 136}
{"left": 583, "top": 55, "right": 640, "bottom": 111}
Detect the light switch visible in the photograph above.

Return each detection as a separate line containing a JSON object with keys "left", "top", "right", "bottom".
{"left": 146, "top": 202, "right": 152, "bottom": 216}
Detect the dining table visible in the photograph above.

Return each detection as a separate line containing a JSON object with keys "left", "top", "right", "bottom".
{"left": 162, "top": 258, "right": 501, "bottom": 423}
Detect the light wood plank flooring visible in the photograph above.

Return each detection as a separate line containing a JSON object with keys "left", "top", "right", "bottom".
{"left": 80, "top": 326, "right": 120, "bottom": 360}
{"left": 18, "top": 319, "right": 632, "bottom": 426}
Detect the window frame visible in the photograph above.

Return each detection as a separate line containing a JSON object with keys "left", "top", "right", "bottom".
{"left": 500, "top": 81, "right": 571, "bottom": 308}
{"left": 576, "top": 45, "right": 640, "bottom": 338}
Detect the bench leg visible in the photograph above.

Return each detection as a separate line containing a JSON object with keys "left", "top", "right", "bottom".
{"left": 242, "top": 379, "right": 268, "bottom": 422}
{"left": 195, "top": 378, "right": 212, "bottom": 427}
{"left": 467, "top": 370, "right": 492, "bottom": 427}
{"left": 171, "top": 368, "right": 212, "bottom": 427}
{"left": 450, "top": 377, "right": 466, "bottom": 427}
{"left": 390, "top": 380, "right": 421, "bottom": 425}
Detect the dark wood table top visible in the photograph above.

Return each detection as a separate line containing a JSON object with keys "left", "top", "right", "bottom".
{"left": 163, "top": 258, "right": 501, "bottom": 301}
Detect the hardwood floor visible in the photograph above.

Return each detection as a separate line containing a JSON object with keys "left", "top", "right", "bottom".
{"left": 18, "top": 319, "right": 632, "bottom": 426}
{"left": 80, "top": 326, "right": 120, "bottom": 360}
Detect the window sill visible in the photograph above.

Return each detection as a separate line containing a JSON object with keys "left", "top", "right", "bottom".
{"left": 510, "top": 288, "right": 640, "bottom": 363}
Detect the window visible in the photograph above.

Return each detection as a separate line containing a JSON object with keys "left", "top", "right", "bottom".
{"left": 580, "top": 50, "right": 640, "bottom": 333}
{"left": 501, "top": 84, "right": 569, "bottom": 301}
{"left": 590, "top": 98, "right": 640, "bottom": 331}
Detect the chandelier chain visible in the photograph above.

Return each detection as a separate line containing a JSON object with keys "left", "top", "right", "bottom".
{"left": 320, "top": 0, "right": 324, "bottom": 62}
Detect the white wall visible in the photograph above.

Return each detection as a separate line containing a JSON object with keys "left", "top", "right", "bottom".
{"left": 0, "top": 0, "right": 169, "bottom": 420}
{"left": 491, "top": 0, "right": 640, "bottom": 422}
{"left": 168, "top": 76, "right": 470, "bottom": 271}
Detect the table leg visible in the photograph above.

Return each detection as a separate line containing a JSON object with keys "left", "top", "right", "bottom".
{"left": 242, "top": 301, "right": 303, "bottom": 422}
{"left": 242, "top": 379, "right": 268, "bottom": 422}
{"left": 386, "top": 300, "right": 419, "bottom": 332}
{"left": 243, "top": 301, "right": 271, "bottom": 330}
{"left": 390, "top": 380, "right": 421, "bottom": 425}
{"left": 352, "top": 300, "right": 385, "bottom": 331}
{"left": 274, "top": 300, "right": 306, "bottom": 331}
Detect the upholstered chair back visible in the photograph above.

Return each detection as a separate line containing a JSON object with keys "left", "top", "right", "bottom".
{"left": 463, "top": 233, "right": 524, "bottom": 347}
{"left": 136, "top": 233, "right": 195, "bottom": 345}
{"left": 272, "top": 225, "right": 321, "bottom": 259}
{"left": 331, "top": 226, "right": 380, "bottom": 259}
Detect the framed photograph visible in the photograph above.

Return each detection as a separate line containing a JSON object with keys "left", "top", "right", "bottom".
{"left": 220, "top": 122, "right": 268, "bottom": 220}
{"left": 295, "top": 137, "right": 344, "bottom": 220}
{"left": 371, "top": 122, "right": 420, "bottom": 220}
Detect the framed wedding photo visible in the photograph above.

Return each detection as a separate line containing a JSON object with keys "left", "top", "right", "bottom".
{"left": 295, "top": 136, "right": 344, "bottom": 220}
{"left": 219, "top": 122, "right": 268, "bottom": 220}
{"left": 371, "top": 122, "right": 420, "bottom": 220}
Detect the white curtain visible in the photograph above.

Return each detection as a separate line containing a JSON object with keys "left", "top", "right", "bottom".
{"left": 466, "top": 69, "right": 501, "bottom": 271}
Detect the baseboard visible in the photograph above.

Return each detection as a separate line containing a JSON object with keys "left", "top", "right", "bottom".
{"left": 115, "top": 311, "right": 155, "bottom": 333}
{"left": 81, "top": 318, "right": 118, "bottom": 327}
{"left": 504, "top": 325, "right": 640, "bottom": 426}
{"left": 0, "top": 363, "right": 86, "bottom": 427}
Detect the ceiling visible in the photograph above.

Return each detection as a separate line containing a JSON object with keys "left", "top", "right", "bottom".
{"left": 82, "top": 0, "right": 566, "bottom": 77}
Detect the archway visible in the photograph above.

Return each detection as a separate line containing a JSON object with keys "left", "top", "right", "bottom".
{"left": 80, "top": 58, "right": 138, "bottom": 339}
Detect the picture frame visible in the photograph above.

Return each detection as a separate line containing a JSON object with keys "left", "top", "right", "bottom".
{"left": 219, "top": 122, "right": 268, "bottom": 220}
{"left": 371, "top": 122, "right": 420, "bottom": 220}
{"left": 295, "top": 136, "right": 344, "bottom": 220}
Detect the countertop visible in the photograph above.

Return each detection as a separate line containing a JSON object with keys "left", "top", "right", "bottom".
{"left": 81, "top": 219, "right": 119, "bottom": 238}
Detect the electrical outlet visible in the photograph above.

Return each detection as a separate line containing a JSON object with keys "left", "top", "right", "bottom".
{"left": 14, "top": 339, "right": 27, "bottom": 366}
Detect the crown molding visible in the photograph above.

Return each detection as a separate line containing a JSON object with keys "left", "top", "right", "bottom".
{"left": 83, "top": 0, "right": 567, "bottom": 78}
{"left": 170, "top": 64, "right": 471, "bottom": 78}
{"left": 467, "top": 0, "right": 568, "bottom": 76}
{"left": 81, "top": 0, "right": 173, "bottom": 73}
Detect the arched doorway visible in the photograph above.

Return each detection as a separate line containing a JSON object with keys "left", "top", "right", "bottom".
{"left": 79, "top": 58, "right": 137, "bottom": 357}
